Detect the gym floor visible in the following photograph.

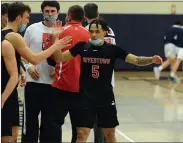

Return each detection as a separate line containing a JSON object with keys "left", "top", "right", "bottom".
{"left": 17, "top": 71, "right": 183, "bottom": 142}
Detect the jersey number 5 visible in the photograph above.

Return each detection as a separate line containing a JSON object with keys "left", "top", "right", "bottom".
{"left": 92, "top": 65, "right": 99, "bottom": 78}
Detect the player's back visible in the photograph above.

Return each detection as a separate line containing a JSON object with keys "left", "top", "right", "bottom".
{"left": 164, "top": 25, "right": 181, "bottom": 44}
{"left": 53, "top": 22, "right": 90, "bottom": 92}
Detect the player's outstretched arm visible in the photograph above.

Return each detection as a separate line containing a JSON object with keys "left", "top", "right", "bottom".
{"left": 53, "top": 50, "right": 74, "bottom": 62}
{"left": 5, "top": 32, "right": 71, "bottom": 65}
{"left": 53, "top": 41, "right": 83, "bottom": 62}
{"left": 125, "top": 54, "right": 163, "bottom": 66}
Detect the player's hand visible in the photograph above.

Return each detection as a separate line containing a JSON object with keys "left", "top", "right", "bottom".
{"left": 152, "top": 55, "right": 163, "bottom": 64}
{"left": 51, "top": 26, "right": 64, "bottom": 44}
{"left": 49, "top": 68, "right": 55, "bottom": 78}
{"left": 19, "top": 72, "right": 27, "bottom": 87}
{"left": 55, "top": 20, "right": 62, "bottom": 27}
{"left": 54, "top": 36, "right": 72, "bottom": 50}
{"left": 52, "top": 27, "right": 64, "bottom": 37}
{"left": 1, "top": 94, "right": 8, "bottom": 109}
{"left": 27, "top": 65, "right": 40, "bottom": 80}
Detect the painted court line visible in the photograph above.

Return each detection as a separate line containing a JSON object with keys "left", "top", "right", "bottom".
{"left": 116, "top": 128, "right": 135, "bottom": 142}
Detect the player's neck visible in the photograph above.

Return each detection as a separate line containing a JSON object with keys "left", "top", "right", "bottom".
{"left": 6, "top": 22, "right": 18, "bottom": 32}
{"left": 43, "top": 21, "right": 55, "bottom": 27}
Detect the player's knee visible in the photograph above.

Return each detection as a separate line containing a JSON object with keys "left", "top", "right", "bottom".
{"left": 1, "top": 136, "right": 13, "bottom": 143}
{"left": 168, "top": 57, "right": 176, "bottom": 63}
{"left": 77, "top": 128, "right": 90, "bottom": 142}
{"left": 103, "top": 128, "right": 116, "bottom": 141}
{"left": 12, "top": 126, "right": 18, "bottom": 142}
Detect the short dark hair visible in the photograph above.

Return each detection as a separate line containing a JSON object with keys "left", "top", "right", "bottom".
{"left": 173, "top": 21, "right": 182, "bottom": 26}
{"left": 1, "top": 3, "right": 9, "bottom": 15}
{"left": 41, "top": 1, "right": 60, "bottom": 11}
{"left": 8, "top": 2, "right": 31, "bottom": 22}
{"left": 84, "top": 3, "right": 98, "bottom": 19}
{"left": 89, "top": 19, "right": 109, "bottom": 32}
{"left": 68, "top": 5, "right": 84, "bottom": 21}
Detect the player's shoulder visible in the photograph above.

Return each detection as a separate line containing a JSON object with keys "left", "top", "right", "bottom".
{"left": 2, "top": 39, "right": 15, "bottom": 55}
{"left": 5, "top": 31, "right": 21, "bottom": 38}
{"left": 63, "top": 24, "right": 88, "bottom": 32}
{"left": 63, "top": 24, "right": 72, "bottom": 31}
{"left": 79, "top": 25, "right": 89, "bottom": 33}
{"left": 61, "top": 24, "right": 75, "bottom": 35}
{"left": 62, "top": 25, "right": 89, "bottom": 38}
{"left": 2, "top": 39, "right": 12, "bottom": 47}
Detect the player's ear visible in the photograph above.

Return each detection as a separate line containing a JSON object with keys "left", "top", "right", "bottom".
{"left": 16, "top": 15, "right": 22, "bottom": 20}
{"left": 67, "top": 13, "right": 72, "bottom": 21}
{"left": 104, "top": 31, "right": 107, "bottom": 36}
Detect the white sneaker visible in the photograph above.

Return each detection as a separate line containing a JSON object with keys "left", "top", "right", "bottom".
{"left": 153, "top": 67, "right": 161, "bottom": 80}
{"left": 169, "top": 75, "right": 180, "bottom": 84}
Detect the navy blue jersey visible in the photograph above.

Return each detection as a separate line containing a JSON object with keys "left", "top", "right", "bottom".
{"left": 69, "top": 42, "right": 128, "bottom": 108}
{"left": 1, "top": 29, "right": 21, "bottom": 93}
{"left": 175, "top": 28, "right": 183, "bottom": 48}
{"left": 164, "top": 25, "right": 181, "bottom": 44}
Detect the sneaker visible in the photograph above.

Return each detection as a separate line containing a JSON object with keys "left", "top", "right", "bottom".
{"left": 153, "top": 67, "right": 161, "bottom": 80}
{"left": 169, "top": 76, "right": 180, "bottom": 83}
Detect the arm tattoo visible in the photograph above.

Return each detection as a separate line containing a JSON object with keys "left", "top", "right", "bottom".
{"left": 136, "top": 56, "right": 153, "bottom": 66}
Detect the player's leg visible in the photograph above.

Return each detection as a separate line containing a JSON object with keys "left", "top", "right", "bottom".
{"left": 154, "top": 43, "right": 176, "bottom": 79}
{"left": 170, "top": 47, "right": 183, "bottom": 83}
{"left": 39, "top": 84, "right": 59, "bottom": 142}
{"left": 21, "top": 82, "right": 42, "bottom": 142}
{"left": 77, "top": 127, "right": 91, "bottom": 142}
{"left": 1, "top": 136, "right": 13, "bottom": 143}
{"left": 12, "top": 126, "right": 18, "bottom": 142}
{"left": 92, "top": 70, "right": 116, "bottom": 143}
{"left": 2, "top": 112, "right": 13, "bottom": 143}
{"left": 76, "top": 108, "right": 96, "bottom": 142}
{"left": 170, "top": 59, "right": 176, "bottom": 71}
{"left": 69, "top": 92, "right": 82, "bottom": 143}
{"left": 102, "top": 128, "right": 116, "bottom": 143}
{"left": 40, "top": 88, "right": 68, "bottom": 142}
{"left": 1, "top": 94, "right": 14, "bottom": 143}
{"left": 11, "top": 90, "right": 19, "bottom": 143}
{"left": 97, "top": 105, "right": 119, "bottom": 143}
{"left": 94, "top": 118, "right": 105, "bottom": 143}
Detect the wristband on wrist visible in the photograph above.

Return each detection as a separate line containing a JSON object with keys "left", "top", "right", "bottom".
{"left": 24, "top": 63, "right": 32, "bottom": 70}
